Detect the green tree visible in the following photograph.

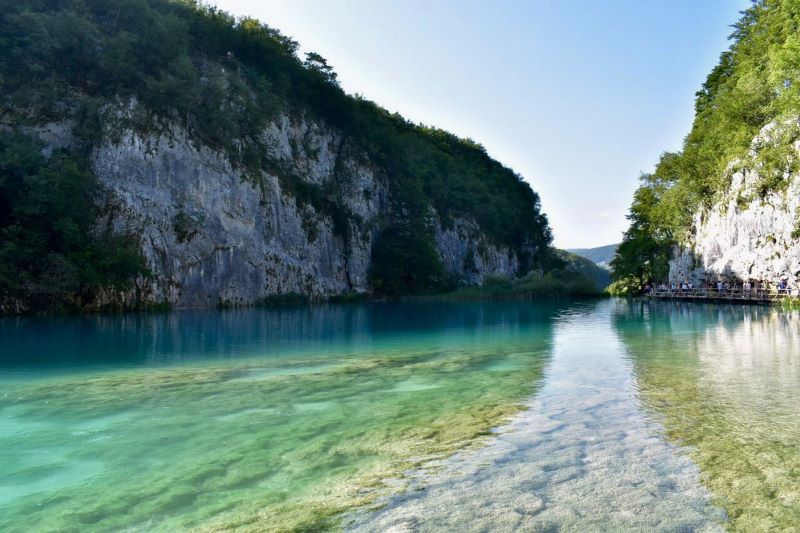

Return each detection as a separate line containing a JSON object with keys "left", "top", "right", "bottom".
{"left": 304, "top": 52, "right": 338, "bottom": 85}
{"left": 0, "top": 132, "right": 147, "bottom": 311}
{"left": 369, "top": 222, "right": 453, "bottom": 296}
{"left": 611, "top": 173, "right": 672, "bottom": 294}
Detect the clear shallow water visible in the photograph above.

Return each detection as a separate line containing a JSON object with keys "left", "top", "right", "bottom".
{"left": 347, "top": 302, "right": 725, "bottom": 531}
{"left": 616, "top": 301, "right": 800, "bottom": 531}
{"left": 1, "top": 300, "right": 799, "bottom": 531}
{"left": 0, "top": 302, "right": 559, "bottom": 531}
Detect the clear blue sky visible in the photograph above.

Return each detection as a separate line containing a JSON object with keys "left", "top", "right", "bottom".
{"left": 212, "top": 0, "right": 750, "bottom": 248}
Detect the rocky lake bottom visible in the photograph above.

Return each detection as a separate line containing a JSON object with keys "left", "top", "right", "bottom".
{"left": 0, "top": 300, "right": 798, "bottom": 531}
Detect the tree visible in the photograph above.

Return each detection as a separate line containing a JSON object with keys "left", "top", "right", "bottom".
{"left": 303, "top": 52, "right": 338, "bottom": 85}
{"left": 610, "top": 173, "right": 672, "bottom": 294}
{"left": 369, "top": 222, "right": 452, "bottom": 296}
{"left": 0, "top": 132, "right": 147, "bottom": 311}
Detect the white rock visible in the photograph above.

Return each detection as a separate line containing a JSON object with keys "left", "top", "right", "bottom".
{"left": 24, "top": 101, "right": 526, "bottom": 309}
{"left": 670, "top": 121, "right": 800, "bottom": 289}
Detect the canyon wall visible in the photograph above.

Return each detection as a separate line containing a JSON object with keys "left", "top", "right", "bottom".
{"left": 37, "top": 104, "right": 526, "bottom": 308}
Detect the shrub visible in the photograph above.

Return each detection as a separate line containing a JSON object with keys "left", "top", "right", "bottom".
{"left": 0, "top": 131, "right": 147, "bottom": 312}
{"left": 369, "top": 222, "right": 454, "bottom": 296}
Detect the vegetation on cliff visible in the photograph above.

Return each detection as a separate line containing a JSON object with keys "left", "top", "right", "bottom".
{"left": 612, "top": 0, "right": 800, "bottom": 293}
{"left": 0, "top": 0, "right": 556, "bottom": 307}
{"left": 566, "top": 243, "right": 618, "bottom": 270}
{"left": 0, "top": 132, "right": 146, "bottom": 312}
{"left": 438, "top": 250, "right": 606, "bottom": 300}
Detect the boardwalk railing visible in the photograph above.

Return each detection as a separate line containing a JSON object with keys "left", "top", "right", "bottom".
{"left": 648, "top": 287, "right": 799, "bottom": 303}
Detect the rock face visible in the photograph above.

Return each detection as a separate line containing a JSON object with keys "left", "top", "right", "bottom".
{"left": 434, "top": 217, "right": 520, "bottom": 286}
{"left": 54, "top": 105, "right": 525, "bottom": 308}
{"left": 669, "top": 122, "right": 800, "bottom": 290}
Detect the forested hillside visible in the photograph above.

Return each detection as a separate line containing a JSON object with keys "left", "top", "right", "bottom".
{"left": 612, "top": 0, "right": 800, "bottom": 292}
{"left": 566, "top": 244, "right": 618, "bottom": 270}
{"left": 556, "top": 250, "right": 611, "bottom": 291}
{"left": 0, "top": 0, "right": 558, "bottom": 311}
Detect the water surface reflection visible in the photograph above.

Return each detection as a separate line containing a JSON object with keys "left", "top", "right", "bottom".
{"left": 616, "top": 300, "right": 800, "bottom": 531}
{"left": 349, "top": 301, "right": 724, "bottom": 531}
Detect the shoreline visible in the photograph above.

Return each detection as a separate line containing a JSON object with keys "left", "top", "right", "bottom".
{"left": 0, "top": 290, "right": 607, "bottom": 318}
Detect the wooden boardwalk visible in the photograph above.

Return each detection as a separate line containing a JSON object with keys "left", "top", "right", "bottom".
{"left": 648, "top": 288, "right": 798, "bottom": 304}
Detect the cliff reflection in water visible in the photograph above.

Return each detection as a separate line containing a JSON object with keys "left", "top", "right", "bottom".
{"left": 0, "top": 301, "right": 565, "bottom": 370}
{"left": 615, "top": 300, "right": 800, "bottom": 531}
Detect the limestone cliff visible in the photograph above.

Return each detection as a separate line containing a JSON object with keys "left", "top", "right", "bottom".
{"left": 29, "top": 102, "right": 526, "bottom": 309}
{"left": 0, "top": 0, "right": 553, "bottom": 312}
{"left": 669, "top": 121, "right": 800, "bottom": 290}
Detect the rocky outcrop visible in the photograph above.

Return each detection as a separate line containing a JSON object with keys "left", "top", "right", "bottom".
{"left": 434, "top": 218, "right": 520, "bottom": 285}
{"left": 34, "top": 102, "right": 527, "bottom": 308}
{"left": 669, "top": 122, "right": 800, "bottom": 290}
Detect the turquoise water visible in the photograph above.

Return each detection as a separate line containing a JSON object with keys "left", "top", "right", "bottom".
{"left": 1, "top": 300, "right": 799, "bottom": 531}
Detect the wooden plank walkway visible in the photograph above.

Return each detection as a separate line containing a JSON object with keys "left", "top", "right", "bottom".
{"left": 648, "top": 288, "right": 798, "bottom": 304}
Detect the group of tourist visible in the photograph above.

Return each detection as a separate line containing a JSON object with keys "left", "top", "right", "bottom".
{"left": 643, "top": 277, "right": 794, "bottom": 295}
{"left": 650, "top": 282, "right": 695, "bottom": 291}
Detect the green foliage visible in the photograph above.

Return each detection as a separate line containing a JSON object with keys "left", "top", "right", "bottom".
{"left": 616, "top": 0, "right": 800, "bottom": 289}
{"left": 751, "top": 121, "right": 800, "bottom": 196}
{"left": 792, "top": 207, "right": 800, "bottom": 239}
{"left": 0, "top": 131, "right": 147, "bottom": 311}
{"left": 0, "top": 0, "right": 552, "bottom": 293}
{"left": 513, "top": 270, "right": 598, "bottom": 297}
{"left": 610, "top": 236, "right": 671, "bottom": 295}
{"left": 438, "top": 248, "right": 601, "bottom": 300}
{"left": 369, "top": 222, "right": 455, "bottom": 296}
{"left": 173, "top": 210, "right": 202, "bottom": 243}
{"left": 778, "top": 296, "right": 800, "bottom": 310}
{"left": 553, "top": 249, "right": 611, "bottom": 291}
{"left": 442, "top": 271, "right": 598, "bottom": 300}
{"left": 255, "top": 292, "right": 311, "bottom": 308}
{"left": 605, "top": 280, "right": 631, "bottom": 297}
{"left": 611, "top": 171, "right": 674, "bottom": 293}
{"left": 327, "top": 292, "right": 368, "bottom": 304}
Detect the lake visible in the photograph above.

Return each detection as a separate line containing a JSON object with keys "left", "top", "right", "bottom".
{"left": 0, "top": 300, "right": 798, "bottom": 531}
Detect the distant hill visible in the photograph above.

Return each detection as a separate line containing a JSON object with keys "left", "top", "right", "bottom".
{"left": 566, "top": 244, "right": 619, "bottom": 271}
{"left": 556, "top": 250, "right": 611, "bottom": 291}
